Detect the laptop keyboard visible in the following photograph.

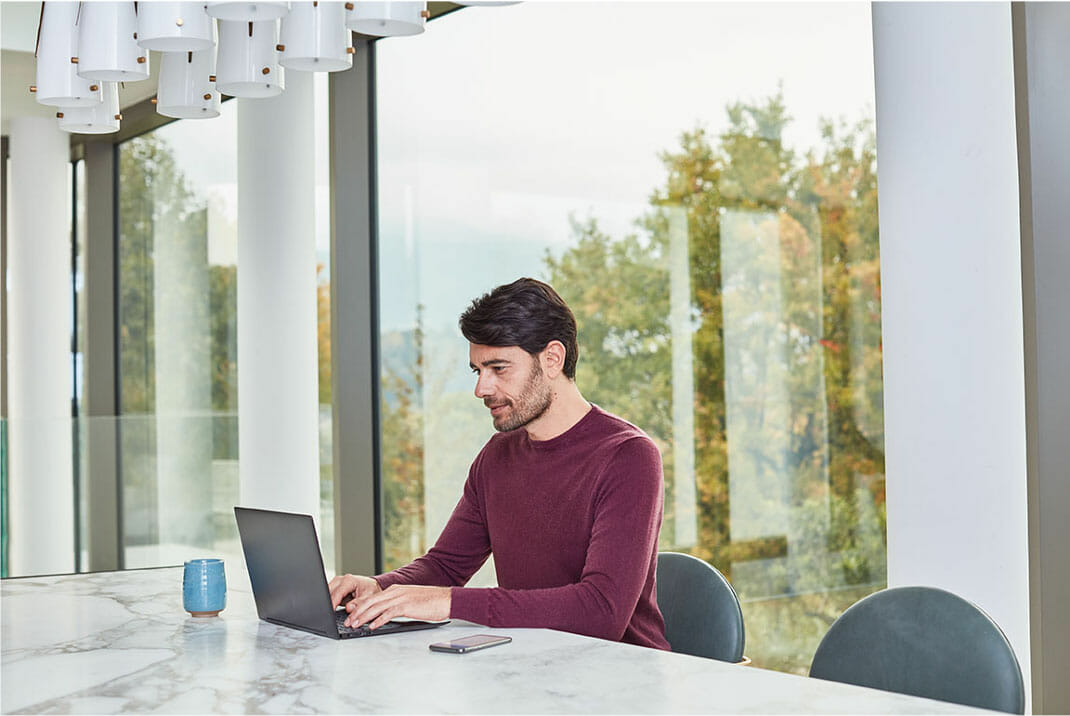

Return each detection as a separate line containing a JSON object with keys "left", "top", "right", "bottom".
{"left": 335, "top": 611, "right": 374, "bottom": 637}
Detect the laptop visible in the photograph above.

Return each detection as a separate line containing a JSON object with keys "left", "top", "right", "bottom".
{"left": 234, "top": 506, "right": 448, "bottom": 639}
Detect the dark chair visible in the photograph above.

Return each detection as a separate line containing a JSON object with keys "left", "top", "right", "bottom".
{"left": 809, "top": 586, "right": 1025, "bottom": 714}
{"left": 655, "top": 551, "right": 745, "bottom": 663}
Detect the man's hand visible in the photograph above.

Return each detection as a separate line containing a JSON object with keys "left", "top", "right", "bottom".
{"left": 328, "top": 573, "right": 381, "bottom": 610}
{"left": 344, "top": 584, "right": 452, "bottom": 630}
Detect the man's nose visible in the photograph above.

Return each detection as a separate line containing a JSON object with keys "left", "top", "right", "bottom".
{"left": 474, "top": 372, "right": 493, "bottom": 398}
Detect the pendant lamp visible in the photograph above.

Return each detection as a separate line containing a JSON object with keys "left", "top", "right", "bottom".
{"left": 137, "top": 1, "right": 215, "bottom": 52}
{"left": 206, "top": 1, "right": 291, "bottom": 21}
{"left": 76, "top": 2, "right": 150, "bottom": 82}
{"left": 57, "top": 82, "right": 121, "bottom": 134}
{"left": 32, "top": 2, "right": 102, "bottom": 107}
{"left": 346, "top": 1, "right": 428, "bottom": 37}
{"left": 279, "top": 1, "right": 353, "bottom": 72}
{"left": 157, "top": 50, "right": 221, "bottom": 118}
{"left": 215, "top": 20, "right": 285, "bottom": 97}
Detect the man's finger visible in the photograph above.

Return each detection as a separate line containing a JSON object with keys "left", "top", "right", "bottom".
{"left": 328, "top": 581, "right": 347, "bottom": 608}
{"left": 347, "top": 590, "right": 401, "bottom": 627}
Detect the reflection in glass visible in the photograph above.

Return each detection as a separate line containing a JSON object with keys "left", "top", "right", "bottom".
{"left": 118, "top": 107, "right": 240, "bottom": 567}
{"left": 114, "top": 88, "right": 334, "bottom": 572}
{"left": 375, "top": 2, "right": 883, "bottom": 673}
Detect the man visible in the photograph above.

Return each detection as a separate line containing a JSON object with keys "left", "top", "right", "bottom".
{"left": 329, "top": 278, "right": 670, "bottom": 649}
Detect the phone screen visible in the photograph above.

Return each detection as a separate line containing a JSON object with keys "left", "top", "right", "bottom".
{"left": 429, "top": 634, "right": 512, "bottom": 653}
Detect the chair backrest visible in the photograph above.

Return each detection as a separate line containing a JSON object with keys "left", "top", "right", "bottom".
{"left": 655, "top": 551, "right": 745, "bottom": 663}
{"left": 809, "top": 586, "right": 1025, "bottom": 714}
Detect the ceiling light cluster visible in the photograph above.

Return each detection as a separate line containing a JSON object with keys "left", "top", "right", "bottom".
{"left": 30, "top": 1, "right": 515, "bottom": 134}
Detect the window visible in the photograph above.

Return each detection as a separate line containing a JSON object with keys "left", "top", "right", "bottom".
{"left": 117, "top": 105, "right": 241, "bottom": 567}
{"left": 115, "top": 82, "right": 335, "bottom": 570}
{"left": 376, "top": 2, "right": 883, "bottom": 674}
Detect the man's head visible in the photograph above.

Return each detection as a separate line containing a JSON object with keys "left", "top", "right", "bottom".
{"left": 458, "top": 278, "right": 579, "bottom": 379}
{"left": 459, "top": 278, "right": 579, "bottom": 432}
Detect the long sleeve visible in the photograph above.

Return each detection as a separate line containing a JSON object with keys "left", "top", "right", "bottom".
{"left": 374, "top": 464, "right": 492, "bottom": 589}
{"left": 448, "top": 437, "right": 664, "bottom": 644}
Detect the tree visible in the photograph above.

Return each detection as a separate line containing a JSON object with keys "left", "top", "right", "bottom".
{"left": 545, "top": 91, "right": 885, "bottom": 673}
{"left": 379, "top": 307, "right": 427, "bottom": 570}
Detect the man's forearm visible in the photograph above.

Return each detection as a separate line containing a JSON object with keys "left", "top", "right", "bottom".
{"left": 449, "top": 578, "right": 638, "bottom": 642}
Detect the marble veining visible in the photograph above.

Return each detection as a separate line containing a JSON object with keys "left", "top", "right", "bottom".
{"left": 2, "top": 567, "right": 985, "bottom": 714}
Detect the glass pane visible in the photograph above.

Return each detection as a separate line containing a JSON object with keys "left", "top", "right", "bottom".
{"left": 375, "top": 2, "right": 883, "bottom": 674}
{"left": 73, "top": 158, "right": 88, "bottom": 572}
{"left": 314, "top": 73, "right": 335, "bottom": 573}
{"left": 115, "top": 94, "right": 335, "bottom": 570}
{"left": 117, "top": 107, "right": 240, "bottom": 566}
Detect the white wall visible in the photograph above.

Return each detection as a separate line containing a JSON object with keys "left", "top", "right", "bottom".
{"left": 873, "top": 1, "right": 1032, "bottom": 697}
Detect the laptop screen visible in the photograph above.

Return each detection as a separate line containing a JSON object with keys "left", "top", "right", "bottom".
{"left": 234, "top": 507, "right": 339, "bottom": 638}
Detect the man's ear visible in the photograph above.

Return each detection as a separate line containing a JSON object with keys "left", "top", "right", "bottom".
{"left": 541, "top": 340, "right": 567, "bottom": 379}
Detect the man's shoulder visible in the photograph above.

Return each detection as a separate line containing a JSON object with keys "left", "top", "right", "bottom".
{"left": 585, "top": 404, "right": 653, "bottom": 445}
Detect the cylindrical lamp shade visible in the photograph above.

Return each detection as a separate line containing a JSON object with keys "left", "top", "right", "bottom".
{"left": 216, "top": 20, "right": 285, "bottom": 97}
{"left": 279, "top": 2, "right": 353, "bottom": 72}
{"left": 347, "top": 1, "right": 427, "bottom": 37}
{"left": 157, "top": 50, "right": 221, "bottom": 118}
{"left": 34, "top": 3, "right": 103, "bottom": 107}
{"left": 137, "top": 1, "right": 215, "bottom": 52}
{"left": 206, "top": 1, "right": 290, "bottom": 21}
{"left": 76, "top": 2, "right": 150, "bottom": 82}
{"left": 57, "top": 82, "right": 121, "bottom": 134}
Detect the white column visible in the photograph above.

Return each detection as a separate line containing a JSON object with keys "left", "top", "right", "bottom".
{"left": 237, "top": 71, "right": 320, "bottom": 523}
{"left": 7, "top": 118, "right": 75, "bottom": 575}
{"left": 873, "top": 1, "right": 1031, "bottom": 696}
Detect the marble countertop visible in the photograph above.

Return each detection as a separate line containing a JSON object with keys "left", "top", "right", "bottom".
{"left": 2, "top": 566, "right": 984, "bottom": 714}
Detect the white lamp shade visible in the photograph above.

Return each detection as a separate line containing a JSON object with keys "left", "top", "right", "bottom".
{"left": 34, "top": 3, "right": 103, "bottom": 107}
{"left": 137, "top": 2, "right": 215, "bottom": 52}
{"left": 76, "top": 2, "right": 150, "bottom": 82}
{"left": 279, "top": 2, "right": 353, "bottom": 72}
{"left": 206, "top": 1, "right": 291, "bottom": 21}
{"left": 157, "top": 50, "right": 221, "bottom": 118}
{"left": 57, "top": 82, "right": 121, "bottom": 134}
{"left": 215, "top": 20, "right": 285, "bottom": 97}
{"left": 347, "top": 1, "right": 426, "bottom": 37}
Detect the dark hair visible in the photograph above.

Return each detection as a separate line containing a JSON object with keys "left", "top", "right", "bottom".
{"left": 459, "top": 278, "right": 579, "bottom": 379}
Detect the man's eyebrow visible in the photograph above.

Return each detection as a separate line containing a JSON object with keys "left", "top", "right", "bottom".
{"left": 469, "top": 358, "right": 512, "bottom": 370}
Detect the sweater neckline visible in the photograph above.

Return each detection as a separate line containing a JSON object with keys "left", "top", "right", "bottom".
{"left": 522, "top": 403, "right": 601, "bottom": 451}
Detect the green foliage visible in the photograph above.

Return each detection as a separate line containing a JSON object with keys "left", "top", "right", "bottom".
{"left": 379, "top": 307, "right": 427, "bottom": 570}
{"left": 545, "top": 91, "right": 886, "bottom": 671}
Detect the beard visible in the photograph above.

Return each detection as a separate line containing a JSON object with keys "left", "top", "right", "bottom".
{"left": 487, "top": 359, "right": 553, "bottom": 432}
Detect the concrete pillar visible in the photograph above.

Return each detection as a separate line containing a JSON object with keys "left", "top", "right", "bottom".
{"left": 1015, "top": 4, "right": 1070, "bottom": 711}
{"left": 873, "top": 1, "right": 1032, "bottom": 698}
{"left": 236, "top": 71, "right": 320, "bottom": 523}
{"left": 6, "top": 118, "right": 75, "bottom": 575}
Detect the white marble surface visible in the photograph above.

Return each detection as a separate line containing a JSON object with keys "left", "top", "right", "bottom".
{"left": 2, "top": 567, "right": 985, "bottom": 714}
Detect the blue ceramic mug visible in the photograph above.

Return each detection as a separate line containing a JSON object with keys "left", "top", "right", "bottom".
{"left": 183, "top": 558, "right": 226, "bottom": 617}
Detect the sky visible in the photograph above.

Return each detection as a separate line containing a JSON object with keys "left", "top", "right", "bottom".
{"left": 374, "top": 2, "right": 876, "bottom": 333}
{"left": 102, "top": 2, "right": 876, "bottom": 338}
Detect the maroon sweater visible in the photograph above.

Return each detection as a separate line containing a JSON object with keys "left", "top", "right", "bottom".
{"left": 375, "top": 404, "right": 670, "bottom": 650}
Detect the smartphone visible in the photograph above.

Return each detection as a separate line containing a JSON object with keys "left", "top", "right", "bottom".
{"left": 429, "top": 634, "right": 512, "bottom": 654}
